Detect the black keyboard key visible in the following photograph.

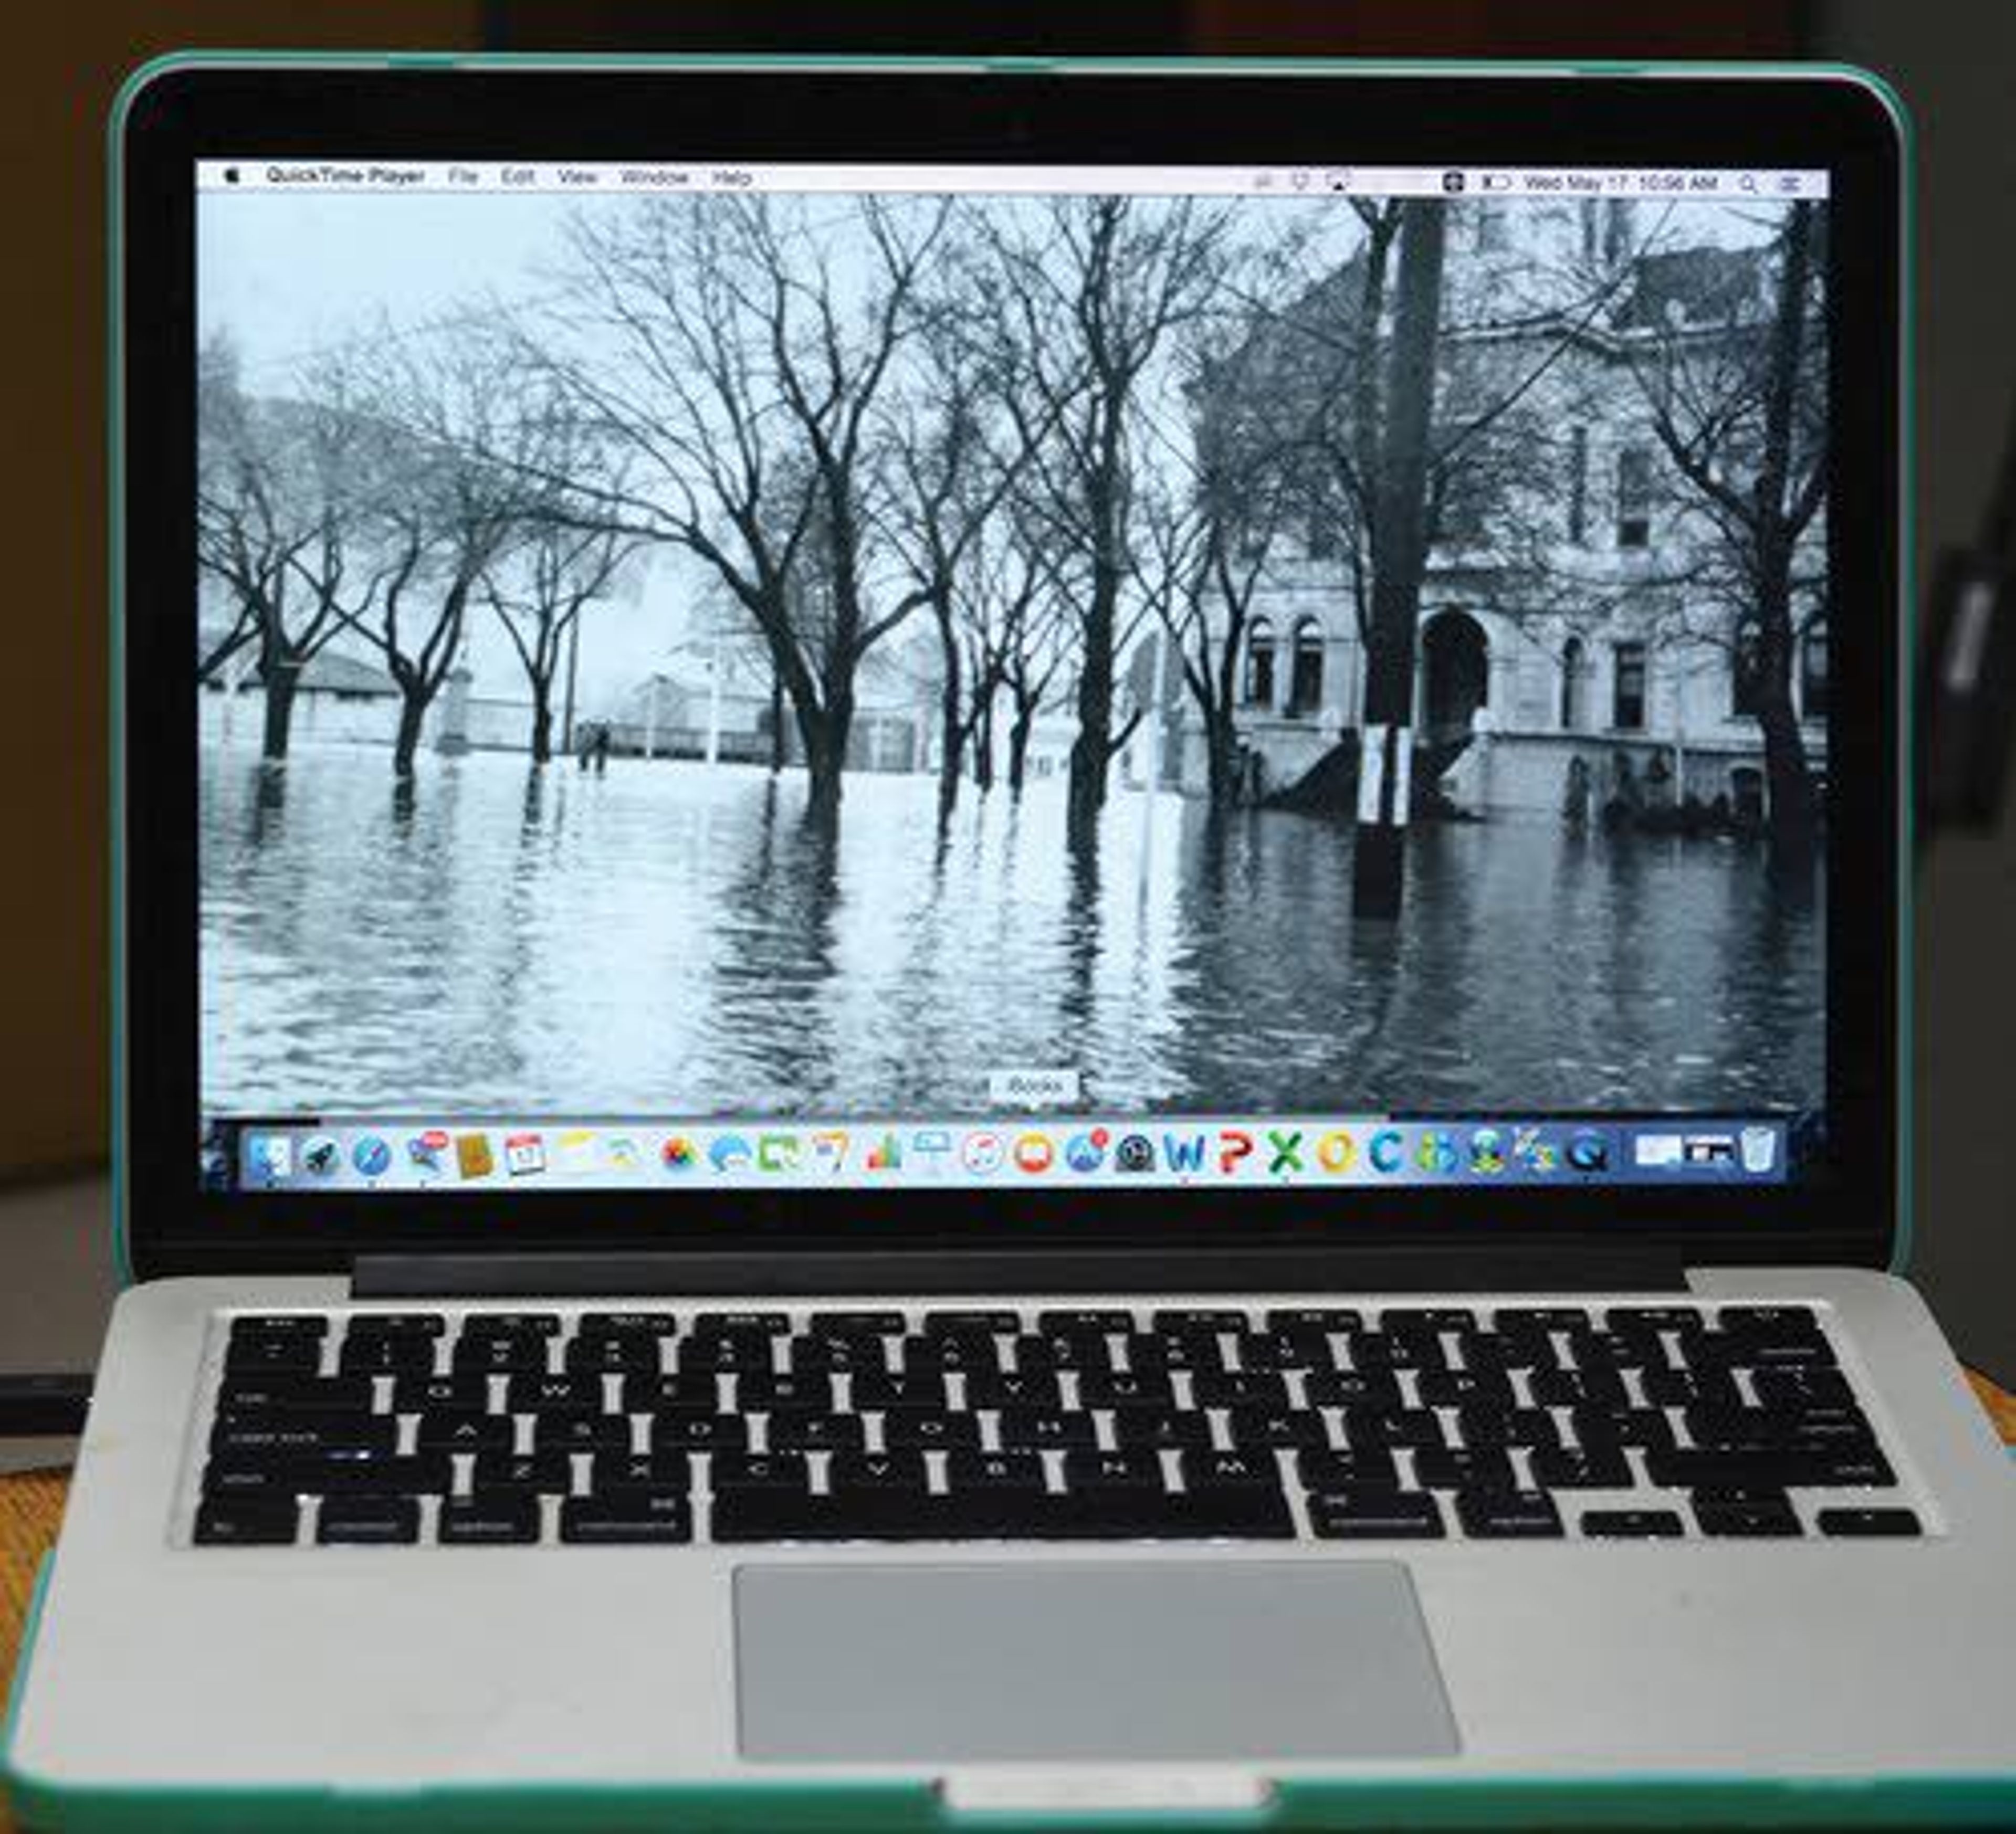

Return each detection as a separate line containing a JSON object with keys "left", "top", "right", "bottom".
{"left": 1581, "top": 1508, "right": 1686, "bottom": 1538}
{"left": 229, "top": 1314, "right": 329, "bottom": 1339}
{"left": 301, "top": 1452, "right": 453, "bottom": 1495}
{"left": 1122, "top": 1332, "right": 1227, "bottom": 1375}
{"left": 805, "top": 1310, "right": 906, "bottom": 1335}
{"left": 852, "top": 1372, "right": 954, "bottom": 1411}
{"left": 194, "top": 1498, "right": 300, "bottom": 1545}
{"left": 1078, "top": 1371, "right": 1178, "bottom": 1409}
{"left": 1413, "top": 1448, "right": 1518, "bottom": 1491}
{"left": 452, "top": 1336, "right": 551, "bottom": 1376}
{"left": 413, "top": 1410, "right": 514, "bottom": 1453}
{"left": 900, "top": 1334, "right": 1000, "bottom": 1374}
{"left": 1342, "top": 1334, "right": 1448, "bottom": 1373}
{"left": 880, "top": 1409, "right": 981, "bottom": 1450}
{"left": 1222, "top": 1407, "right": 1331, "bottom": 1450}
{"left": 1150, "top": 1308, "right": 1246, "bottom": 1332}
{"left": 1388, "top": 1308, "right": 1477, "bottom": 1331}
{"left": 1647, "top": 1448, "right": 1895, "bottom": 1491}
{"left": 1302, "top": 1371, "right": 1404, "bottom": 1410}
{"left": 1452, "top": 1406, "right": 1561, "bottom": 1450}
{"left": 1264, "top": 1308, "right": 1362, "bottom": 1333}
{"left": 470, "top": 1452, "right": 572, "bottom": 1495}
{"left": 1529, "top": 1448, "right": 1634, "bottom": 1489}
{"left": 1109, "top": 1409, "right": 1213, "bottom": 1450}
{"left": 1749, "top": 1368, "right": 1856, "bottom": 1408}
{"left": 1604, "top": 1306, "right": 1702, "bottom": 1333}
{"left": 1717, "top": 1305, "right": 1820, "bottom": 1335}
{"left": 960, "top": 1372, "right": 1057, "bottom": 1410}
{"left": 1492, "top": 1307, "right": 1589, "bottom": 1332}
{"left": 1682, "top": 1330, "right": 1835, "bottom": 1371}
{"left": 1011, "top": 1333, "right": 1115, "bottom": 1373}
{"left": 1416, "top": 1370, "right": 1517, "bottom": 1409}
{"left": 946, "top": 1450, "right": 1047, "bottom": 1490}
{"left": 1694, "top": 1493, "right": 1802, "bottom": 1537}
{"left": 1306, "top": 1488, "right": 1444, "bottom": 1539}
{"left": 921, "top": 1309, "right": 1021, "bottom": 1335}
{"left": 1297, "top": 1449, "right": 1402, "bottom": 1491}
{"left": 789, "top": 1335, "right": 891, "bottom": 1375}
{"left": 577, "top": 1311, "right": 679, "bottom": 1338}
{"left": 209, "top": 1415, "right": 395, "bottom": 1459}
{"left": 736, "top": 1373, "right": 835, "bottom": 1413}
{"left": 394, "top": 1375, "right": 494, "bottom": 1414}
{"left": 649, "top": 1411, "right": 749, "bottom": 1452}
{"left": 690, "top": 1311, "right": 791, "bottom": 1337}
{"left": 346, "top": 1313, "right": 446, "bottom": 1337}
{"left": 622, "top": 1375, "right": 722, "bottom": 1414}
{"left": 710, "top": 1452, "right": 812, "bottom": 1492}
{"left": 439, "top": 1493, "right": 542, "bottom": 1544}
{"left": 460, "top": 1312, "right": 562, "bottom": 1339}
{"left": 565, "top": 1336, "right": 665, "bottom": 1376}
{"left": 1571, "top": 1406, "right": 1675, "bottom": 1451}
{"left": 1527, "top": 1368, "right": 1632, "bottom": 1408}
{"left": 828, "top": 1452, "right": 931, "bottom": 1496}
{"left": 1036, "top": 1309, "right": 1134, "bottom": 1335}
{"left": 1638, "top": 1368, "right": 1742, "bottom": 1409}
{"left": 996, "top": 1408, "right": 1097, "bottom": 1450}
{"left": 1456, "top": 1488, "right": 1564, "bottom": 1538}
{"left": 317, "top": 1495, "right": 421, "bottom": 1545}
{"left": 677, "top": 1336, "right": 779, "bottom": 1375}
{"left": 710, "top": 1486, "right": 1292, "bottom": 1543}
{"left": 589, "top": 1453, "right": 692, "bottom": 1492}
{"left": 1179, "top": 1450, "right": 1278, "bottom": 1491}
{"left": 1231, "top": 1330, "right": 1335, "bottom": 1373}
{"left": 1062, "top": 1450, "right": 1166, "bottom": 1493}
{"left": 1191, "top": 1372, "right": 1289, "bottom": 1409}
{"left": 224, "top": 1336, "right": 323, "bottom": 1376}
{"left": 1816, "top": 1506, "right": 1922, "bottom": 1537}
{"left": 1684, "top": 1405, "right": 1875, "bottom": 1451}
{"left": 764, "top": 1410, "right": 866, "bottom": 1452}
{"left": 217, "top": 1375, "right": 377, "bottom": 1415}
{"left": 532, "top": 1415, "right": 632, "bottom": 1456}
{"left": 1339, "top": 1407, "right": 1445, "bottom": 1451}
{"left": 1449, "top": 1333, "right": 1554, "bottom": 1374}
{"left": 338, "top": 1335, "right": 437, "bottom": 1377}
{"left": 1560, "top": 1330, "right": 1663, "bottom": 1374}
{"left": 560, "top": 1491, "right": 693, "bottom": 1547}
{"left": 506, "top": 1374, "right": 607, "bottom": 1416}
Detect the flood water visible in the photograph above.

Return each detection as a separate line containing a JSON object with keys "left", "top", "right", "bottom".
{"left": 200, "top": 745, "right": 1824, "bottom": 1120}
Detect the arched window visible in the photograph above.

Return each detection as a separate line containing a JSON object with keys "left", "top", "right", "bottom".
{"left": 1287, "top": 619, "right": 1325, "bottom": 715}
{"left": 1799, "top": 619, "right": 1829, "bottom": 721}
{"left": 1559, "top": 636, "right": 1587, "bottom": 731}
{"left": 1243, "top": 618, "right": 1276, "bottom": 709}
{"left": 1731, "top": 617, "right": 1764, "bottom": 718}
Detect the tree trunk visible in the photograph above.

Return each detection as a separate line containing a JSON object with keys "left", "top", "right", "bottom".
{"left": 936, "top": 625, "right": 964, "bottom": 818}
{"left": 260, "top": 658, "right": 302, "bottom": 763}
{"left": 392, "top": 690, "right": 429, "bottom": 782}
{"left": 529, "top": 682, "right": 553, "bottom": 766}
{"left": 1007, "top": 699, "right": 1036, "bottom": 795}
{"left": 1351, "top": 199, "right": 1448, "bottom": 922}
{"left": 973, "top": 688, "right": 996, "bottom": 792}
{"left": 1204, "top": 712, "right": 1242, "bottom": 809}
{"left": 1754, "top": 545, "right": 1819, "bottom": 868}
{"left": 795, "top": 694, "right": 850, "bottom": 821}
{"left": 768, "top": 669, "right": 787, "bottom": 773}
{"left": 1066, "top": 559, "right": 1121, "bottom": 842}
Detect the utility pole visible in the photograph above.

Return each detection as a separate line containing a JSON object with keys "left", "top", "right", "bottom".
{"left": 1352, "top": 198, "right": 1448, "bottom": 922}
{"left": 560, "top": 613, "right": 582, "bottom": 757}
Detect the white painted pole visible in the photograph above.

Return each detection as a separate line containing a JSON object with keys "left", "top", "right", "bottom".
{"left": 706, "top": 640, "right": 724, "bottom": 769}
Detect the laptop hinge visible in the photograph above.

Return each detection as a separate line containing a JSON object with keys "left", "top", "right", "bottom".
{"left": 350, "top": 1247, "right": 1689, "bottom": 1301}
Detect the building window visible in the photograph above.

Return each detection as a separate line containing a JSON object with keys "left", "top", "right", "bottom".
{"left": 1731, "top": 617, "right": 1764, "bottom": 718}
{"left": 1612, "top": 640, "right": 1647, "bottom": 731}
{"left": 1287, "top": 619, "right": 1326, "bottom": 715}
{"left": 1567, "top": 425, "right": 1589, "bottom": 543}
{"left": 1243, "top": 619, "right": 1276, "bottom": 709}
{"left": 1474, "top": 201, "right": 1507, "bottom": 255}
{"left": 1800, "top": 619, "right": 1829, "bottom": 720}
{"left": 1305, "top": 497, "right": 1337, "bottom": 560}
{"left": 1615, "top": 447, "right": 1653, "bottom": 549}
{"left": 1560, "top": 636, "right": 1588, "bottom": 731}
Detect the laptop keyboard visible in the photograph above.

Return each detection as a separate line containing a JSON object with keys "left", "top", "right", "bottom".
{"left": 187, "top": 1302, "right": 1923, "bottom": 1549}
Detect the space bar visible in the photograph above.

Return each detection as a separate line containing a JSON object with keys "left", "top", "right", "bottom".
{"left": 710, "top": 1488, "right": 1294, "bottom": 1543}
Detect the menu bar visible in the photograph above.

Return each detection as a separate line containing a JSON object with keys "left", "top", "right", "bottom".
{"left": 196, "top": 160, "right": 1829, "bottom": 202}
{"left": 217, "top": 1115, "right": 1790, "bottom": 1193}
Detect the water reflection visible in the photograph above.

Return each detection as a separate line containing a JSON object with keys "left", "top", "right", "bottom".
{"left": 200, "top": 745, "right": 1824, "bottom": 1118}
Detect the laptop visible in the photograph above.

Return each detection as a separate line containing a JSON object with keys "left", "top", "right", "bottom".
{"left": 5, "top": 49, "right": 2013, "bottom": 1831}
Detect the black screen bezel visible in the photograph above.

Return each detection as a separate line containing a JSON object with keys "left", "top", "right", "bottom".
{"left": 117, "top": 58, "right": 1905, "bottom": 1280}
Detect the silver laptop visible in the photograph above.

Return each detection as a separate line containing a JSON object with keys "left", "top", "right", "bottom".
{"left": 6, "top": 51, "right": 2013, "bottom": 1831}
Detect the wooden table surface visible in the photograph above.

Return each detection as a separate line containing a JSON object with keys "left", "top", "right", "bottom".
{"left": 3, "top": 1373, "right": 2013, "bottom": 1829}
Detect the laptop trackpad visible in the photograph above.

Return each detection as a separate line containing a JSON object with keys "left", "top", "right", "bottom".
{"left": 734, "top": 1561, "right": 1458, "bottom": 1761}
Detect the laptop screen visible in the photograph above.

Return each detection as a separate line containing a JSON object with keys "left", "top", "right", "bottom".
{"left": 192, "top": 157, "right": 1832, "bottom": 1199}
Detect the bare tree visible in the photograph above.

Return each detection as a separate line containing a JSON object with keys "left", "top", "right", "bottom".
{"left": 983, "top": 196, "right": 1236, "bottom": 844}
{"left": 537, "top": 194, "right": 951, "bottom": 820}
{"left": 1625, "top": 201, "right": 1827, "bottom": 864}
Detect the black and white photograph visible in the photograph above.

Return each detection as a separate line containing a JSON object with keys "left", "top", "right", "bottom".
{"left": 196, "top": 180, "right": 1830, "bottom": 1124}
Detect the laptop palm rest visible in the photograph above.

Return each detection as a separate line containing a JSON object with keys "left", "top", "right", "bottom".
{"left": 734, "top": 1561, "right": 1460, "bottom": 1761}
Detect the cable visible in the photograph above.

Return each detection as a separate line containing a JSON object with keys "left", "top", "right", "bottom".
{"left": 0, "top": 1373, "right": 92, "bottom": 1438}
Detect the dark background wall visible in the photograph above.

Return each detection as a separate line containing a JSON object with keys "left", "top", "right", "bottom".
{"left": 2, "top": 1, "right": 2008, "bottom": 1379}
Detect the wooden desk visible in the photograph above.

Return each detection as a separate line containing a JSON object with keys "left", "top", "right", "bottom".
{"left": 3, "top": 1375, "right": 2013, "bottom": 1829}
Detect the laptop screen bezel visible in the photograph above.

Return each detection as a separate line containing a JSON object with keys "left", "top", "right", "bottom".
{"left": 115, "top": 58, "right": 1905, "bottom": 1280}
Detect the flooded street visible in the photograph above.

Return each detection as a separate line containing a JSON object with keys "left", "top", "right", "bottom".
{"left": 201, "top": 746, "right": 1823, "bottom": 1121}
